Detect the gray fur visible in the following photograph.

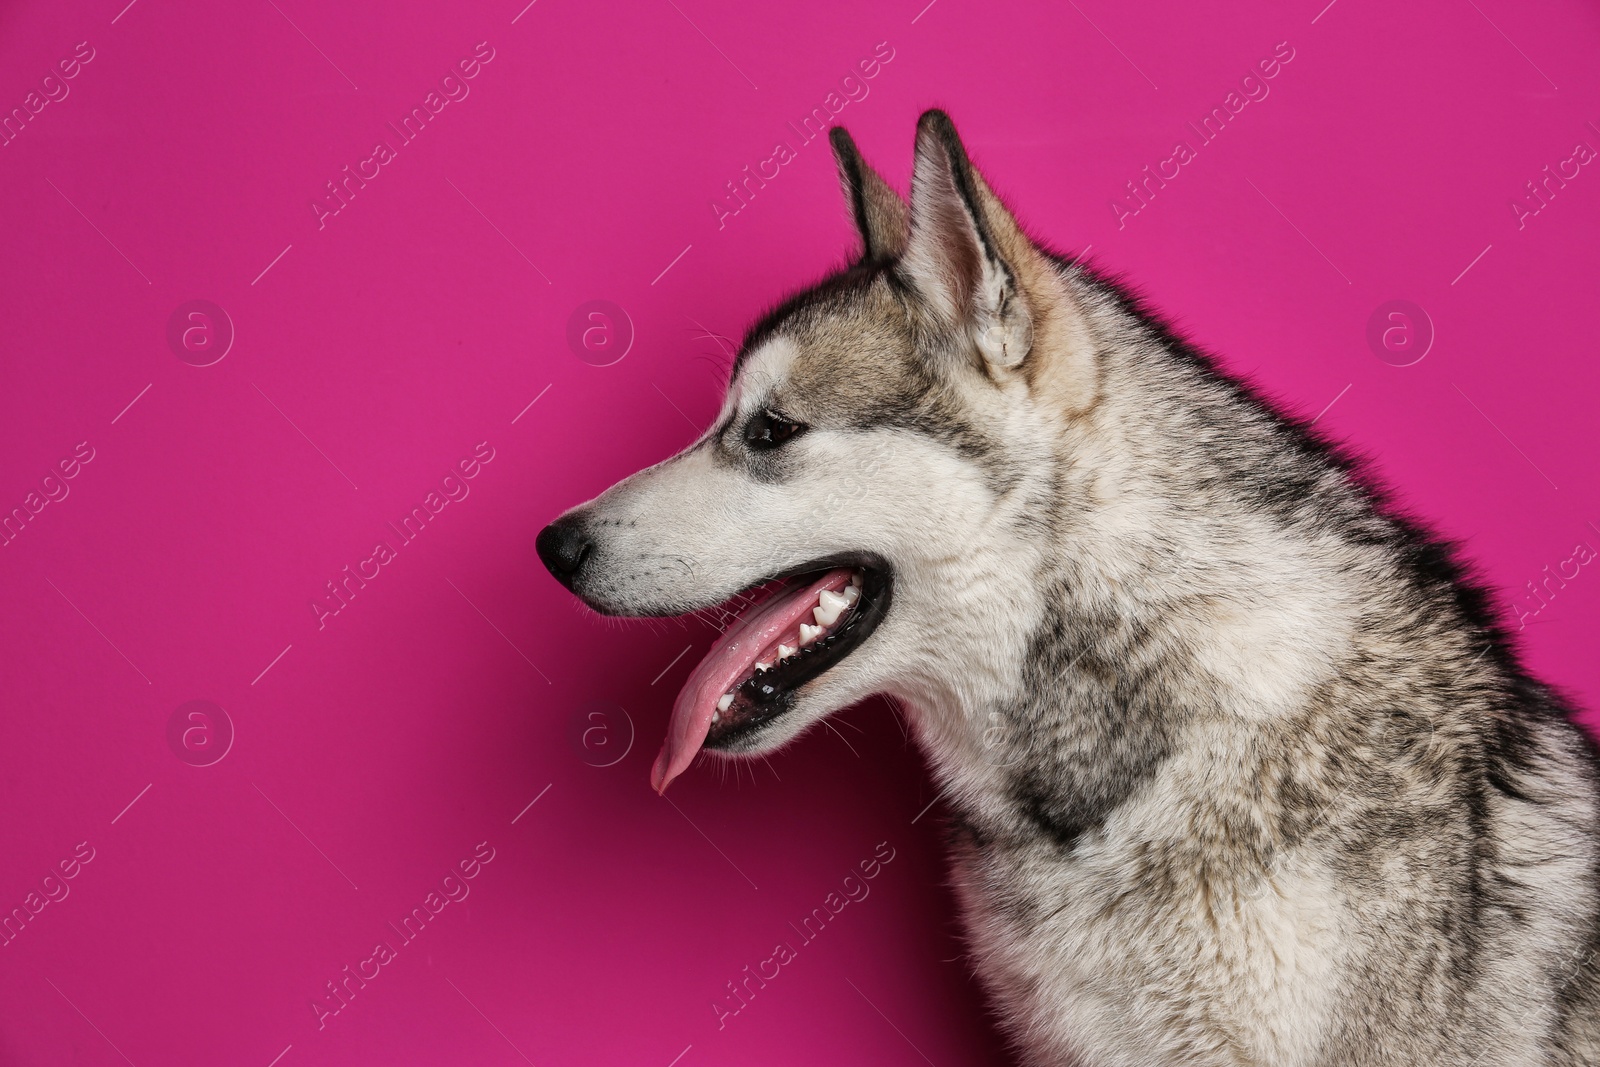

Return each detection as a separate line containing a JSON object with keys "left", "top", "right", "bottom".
{"left": 543, "top": 111, "right": 1600, "bottom": 1065}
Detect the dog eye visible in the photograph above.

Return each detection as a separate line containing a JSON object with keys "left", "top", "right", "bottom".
{"left": 744, "top": 411, "right": 806, "bottom": 451}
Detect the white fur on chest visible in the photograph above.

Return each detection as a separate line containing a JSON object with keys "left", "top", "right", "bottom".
{"left": 949, "top": 740, "right": 1349, "bottom": 1067}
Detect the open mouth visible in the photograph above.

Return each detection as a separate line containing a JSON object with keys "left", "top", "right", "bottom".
{"left": 650, "top": 555, "right": 892, "bottom": 793}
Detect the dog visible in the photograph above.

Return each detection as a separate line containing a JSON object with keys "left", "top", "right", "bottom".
{"left": 536, "top": 110, "right": 1600, "bottom": 1065}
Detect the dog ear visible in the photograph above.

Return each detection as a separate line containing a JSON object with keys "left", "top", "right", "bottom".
{"left": 899, "top": 109, "right": 1037, "bottom": 371}
{"left": 830, "top": 127, "right": 909, "bottom": 264}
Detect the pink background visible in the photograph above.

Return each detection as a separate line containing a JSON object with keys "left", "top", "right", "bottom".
{"left": 2, "top": 0, "right": 1598, "bottom": 1064}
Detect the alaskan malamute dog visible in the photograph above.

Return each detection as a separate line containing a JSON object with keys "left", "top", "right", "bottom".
{"left": 537, "top": 111, "right": 1600, "bottom": 1065}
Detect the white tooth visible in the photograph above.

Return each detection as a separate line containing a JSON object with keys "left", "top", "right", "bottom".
{"left": 711, "top": 711, "right": 721, "bottom": 724}
{"left": 717, "top": 693, "right": 734, "bottom": 712}
{"left": 799, "top": 623, "right": 822, "bottom": 645}
{"left": 756, "top": 660, "right": 773, "bottom": 672}
{"left": 850, "top": 573, "right": 863, "bottom": 590}
{"left": 814, "top": 589, "right": 848, "bottom": 626}
{"left": 841, "top": 584, "right": 860, "bottom": 605}
{"left": 778, "top": 643, "right": 796, "bottom": 661}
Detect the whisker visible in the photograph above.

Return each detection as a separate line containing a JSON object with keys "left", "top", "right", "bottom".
{"left": 832, "top": 715, "right": 866, "bottom": 736}
{"left": 692, "top": 352, "right": 733, "bottom": 379}
{"left": 685, "top": 316, "right": 737, "bottom": 358}
{"left": 884, "top": 695, "right": 913, "bottom": 744}
{"left": 823, "top": 720, "right": 860, "bottom": 759}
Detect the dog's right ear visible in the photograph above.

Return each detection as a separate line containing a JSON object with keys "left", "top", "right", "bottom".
{"left": 830, "top": 127, "right": 909, "bottom": 264}
{"left": 897, "top": 109, "right": 1045, "bottom": 374}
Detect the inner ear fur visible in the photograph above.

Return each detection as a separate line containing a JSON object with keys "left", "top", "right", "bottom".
{"left": 898, "top": 111, "right": 1096, "bottom": 410}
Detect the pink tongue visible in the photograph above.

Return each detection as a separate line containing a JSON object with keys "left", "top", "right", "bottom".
{"left": 651, "top": 568, "right": 855, "bottom": 793}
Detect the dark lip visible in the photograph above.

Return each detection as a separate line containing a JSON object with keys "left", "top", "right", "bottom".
{"left": 701, "top": 552, "right": 894, "bottom": 751}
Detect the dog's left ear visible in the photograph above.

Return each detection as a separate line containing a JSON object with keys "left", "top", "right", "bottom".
{"left": 899, "top": 110, "right": 1041, "bottom": 371}
{"left": 830, "top": 127, "right": 909, "bottom": 263}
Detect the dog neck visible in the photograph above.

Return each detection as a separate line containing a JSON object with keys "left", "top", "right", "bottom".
{"left": 888, "top": 324, "right": 1363, "bottom": 851}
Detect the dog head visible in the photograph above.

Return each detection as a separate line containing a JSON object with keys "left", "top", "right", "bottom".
{"left": 539, "top": 111, "right": 1097, "bottom": 791}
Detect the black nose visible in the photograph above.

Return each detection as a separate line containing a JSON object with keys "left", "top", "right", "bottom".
{"left": 536, "top": 516, "right": 592, "bottom": 587}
